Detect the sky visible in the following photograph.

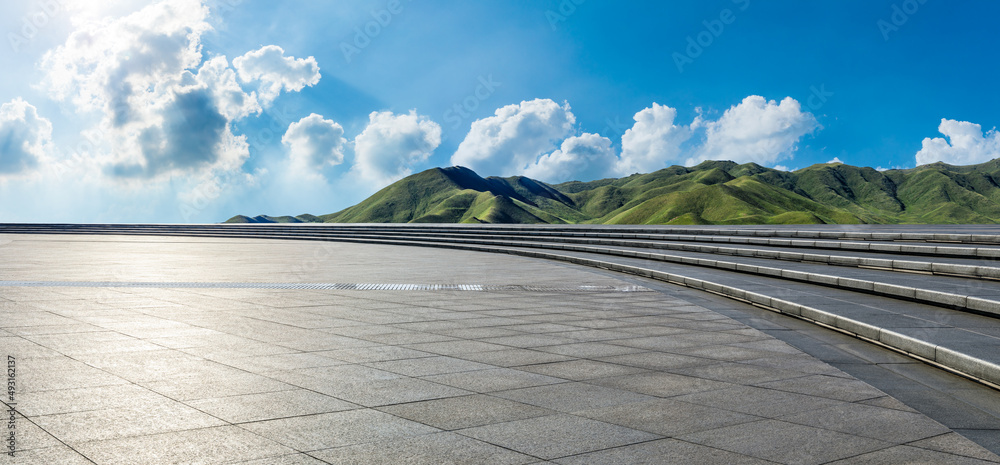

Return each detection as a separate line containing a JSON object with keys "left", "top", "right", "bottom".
{"left": 1, "top": 0, "right": 998, "bottom": 223}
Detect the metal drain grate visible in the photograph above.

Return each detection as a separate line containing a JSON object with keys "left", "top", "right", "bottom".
{"left": 0, "top": 280, "right": 652, "bottom": 292}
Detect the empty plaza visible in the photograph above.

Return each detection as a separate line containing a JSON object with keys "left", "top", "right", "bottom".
{"left": 2, "top": 233, "right": 1000, "bottom": 464}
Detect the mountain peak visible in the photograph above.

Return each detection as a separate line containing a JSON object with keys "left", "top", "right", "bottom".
{"left": 227, "top": 159, "right": 1000, "bottom": 225}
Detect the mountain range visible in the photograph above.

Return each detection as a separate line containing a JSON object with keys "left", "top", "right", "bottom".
{"left": 226, "top": 159, "right": 1000, "bottom": 224}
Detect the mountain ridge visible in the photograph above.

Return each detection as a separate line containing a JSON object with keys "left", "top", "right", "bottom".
{"left": 227, "top": 160, "right": 1000, "bottom": 225}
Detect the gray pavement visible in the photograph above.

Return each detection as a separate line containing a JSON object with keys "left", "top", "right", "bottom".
{"left": 2, "top": 235, "right": 1000, "bottom": 464}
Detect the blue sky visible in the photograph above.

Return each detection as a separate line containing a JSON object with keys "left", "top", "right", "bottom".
{"left": 1, "top": 0, "right": 998, "bottom": 222}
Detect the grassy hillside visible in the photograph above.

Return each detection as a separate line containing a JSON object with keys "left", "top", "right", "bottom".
{"left": 225, "top": 159, "right": 1000, "bottom": 225}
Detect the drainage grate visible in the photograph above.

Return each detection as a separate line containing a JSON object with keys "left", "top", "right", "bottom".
{"left": 0, "top": 280, "right": 652, "bottom": 292}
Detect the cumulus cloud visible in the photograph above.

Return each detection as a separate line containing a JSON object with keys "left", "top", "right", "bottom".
{"left": 523, "top": 133, "right": 617, "bottom": 183}
{"left": 38, "top": 0, "right": 241, "bottom": 179}
{"left": 915, "top": 119, "right": 1000, "bottom": 166}
{"left": 195, "top": 55, "right": 261, "bottom": 120}
{"left": 282, "top": 113, "right": 346, "bottom": 174}
{"left": 353, "top": 110, "right": 441, "bottom": 186}
{"left": 689, "top": 96, "right": 819, "bottom": 166}
{"left": 233, "top": 45, "right": 320, "bottom": 106}
{"left": 451, "top": 96, "right": 821, "bottom": 183}
{"left": 0, "top": 99, "right": 53, "bottom": 176}
{"left": 40, "top": 0, "right": 212, "bottom": 115}
{"left": 451, "top": 99, "right": 576, "bottom": 176}
{"left": 618, "top": 103, "right": 693, "bottom": 175}
{"left": 37, "top": 0, "right": 316, "bottom": 183}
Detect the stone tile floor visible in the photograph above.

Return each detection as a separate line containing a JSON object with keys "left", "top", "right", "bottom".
{"left": 1, "top": 235, "right": 999, "bottom": 464}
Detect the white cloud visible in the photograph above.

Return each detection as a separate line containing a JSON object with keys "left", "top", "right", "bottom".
{"left": 39, "top": 0, "right": 244, "bottom": 180}
{"left": 915, "top": 119, "right": 1000, "bottom": 166}
{"left": 36, "top": 0, "right": 315, "bottom": 184}
{"left": 451, "top": 98, "right": 576, "bottom": 176}
{"left": 352, "top": 110, "right": 441, "bottom": 186}
{"left": 283, "top": 113, "right": 346, "bottom": 174}
{"left": 523, "top": 133, "right": 617, "bottom": 183}
{"left": 618, "top": 103, "right": 692, "bottom": 175}
{"left": 233, "top": 45, "right": 320, "bottom": 106}
{"left": 773, "top": 165, "right": 789, "bottom": 172}
{"left": 451, "top": 96, "right": 821, "bottom": 182}
{"left": 828, "top": 157, "right": 843, "bottom": 164}
{"left": 689, "top": 96, "right": 819, "bottom": 166}
{"left": 195, "top": 56, "right": 261, "bottom": 120}
{"left": 39, "top": 0, "right": 212, "bottom": 115}
{"left": 0, "top": 98, "right": 53, "bottom": 176}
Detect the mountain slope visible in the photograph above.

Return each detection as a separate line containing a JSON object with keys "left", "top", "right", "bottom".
{"left": 226, "top": 159, "right": 1000, "bottom": 225}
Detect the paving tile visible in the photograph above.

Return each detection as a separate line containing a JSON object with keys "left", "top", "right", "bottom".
{"left": 16, "top": 383, "right": 169, "bottom": 416}
{"left": 16, "top": 361, "right": 130, "bottom": 393}
{"left": 0, "top": 336, "right": 78, "bottom": 359}
{"left": 677, "top": 419, "right": 892, "bottom": 464}
{"left": 585, "top": 371, "right": 734, "bottom": 397}
{"left": 4, "top": 322, "right": 103, "bottom": 336}
{"left": 576, "top": 398, "right": 759, "bottom": 436}
{"left": 478, "top": 334, "right": 581, "bottom": 348}
{"left": 741, "top": 353, "right": 848, "bottom": 376}
{"left": 241, "top": 409, "right": 439, "bottom": 451}
{"left": 672, "top": 385, "right": 847, "bottom": 419}
{"left": 75, "top": 349, "right": 227, "bottom": 383}
{"left": 780, "top": 402, "right": 952, "bottom": 444}
{"left": 364, "top": 355, "right": 494, "bottom": 377}
{"left": 310, "top": 431, "right": 537, "bottom": 464}
{"left": 537, "top": 342, "right": 646, "bottom": 358}
{"left": 315, "top": 376, "right": 473, "bottom": 407}
{"left": 667, "top": 361, "right": 811, "bottom": 384}
{"left": 493, "top": 382, "right": 657, "bottom": 413}
{"left": 7, "top": 411, "right": 63, "bottom": 452}
{"left": 910, "top": 433, "right": 1000, "bottom": 462}
{"left": 25, "top": 331, "right": 163, "bottom": 355}
{"left": 7, "top": 235, "right": 1000, "bottom": 463}
{"left": 553, "top": 438, "right": 773, "bottom": 464}
{"left": 452, "top": 348, "right": 574, "bottom": 367}
{"left": 34, "top": 398, "right": 225, "bottom": 443}
{"left": 212, "top": 352, "right": 348, "bottom": 373}
{"left": 432, "top": 327, "right": 527, "bottom": 339}
{"left": 516, "top": 359, "right": 647, "bottom": 381}
{"left": 232, "top": 453, "right": 332, "bottom": 464}
{"left": 856, "top": 395, "right": 921, "bottom": 413}
{"left": 317, "top": 346, "right": 435, "bottom": 363}
{"left": 378, "top": 394, "right": 554, "bottom": 430}
{"left": 5, "top": 446, "right": 94, "bottom": 464}
{"left": 186, "top": 389, "right": 359, "bottom": 423}
{"left": 826, "top": 445, "right": 1000, "bottom": 464}
{"left": 421, "top": 367, "right": 566, "bottom": 393}
{"left": 142, "top": 370, "right": 295, "bottom": 401}
{"left": 753, "top": 373, "right": 888, "bottom": 403}
{"left": 403, "top": 340, "right": 512, "bottom": 356}
{"left": 596, "top": 351, "right": 713, "bottom": 371}
{"left": 73, "top": 425, "right": 295, "bottom": 465}
{"left": 458, "top": 414, "right": 659, "bottom": 460}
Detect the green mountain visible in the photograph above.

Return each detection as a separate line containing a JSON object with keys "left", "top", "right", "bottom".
{"left": 226, "top": 160, "right": 1000, "bottom": 225}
